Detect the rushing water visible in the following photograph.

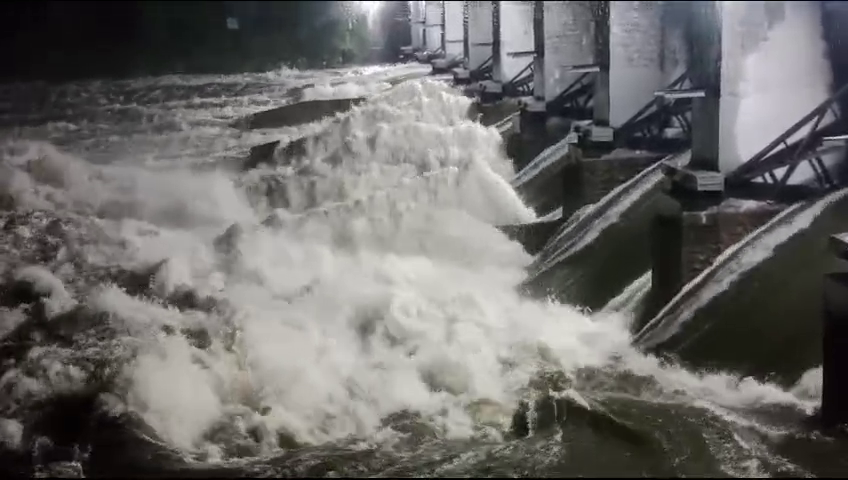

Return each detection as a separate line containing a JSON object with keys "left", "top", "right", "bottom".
{"left": 0, "top": 64, "right": 841, "bottom": 478}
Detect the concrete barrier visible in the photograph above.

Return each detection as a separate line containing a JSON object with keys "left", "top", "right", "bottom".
{"left": 233, "top": 97, "right": 365, "bottom": 131}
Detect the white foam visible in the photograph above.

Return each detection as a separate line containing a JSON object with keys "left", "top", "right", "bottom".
{"left": 299, "top": 81, "right": 392, "bottom": 101}
{"left": 0, "top": 73, "right": 825, "bottom": 459}
{"left": 13, "top": 265, "right": 77, "bottom": 319}
{"left": 0, "top": 418, "right": 23, "bottom": 451}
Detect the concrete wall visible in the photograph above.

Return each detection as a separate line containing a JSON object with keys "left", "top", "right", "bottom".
{"left": 467, "top": 1, "right": 494, "bottom": 71}
{"left": 719, "top": 0, "right": 838, "bottom": 182}
{"left": 543, "top": 1, "right": 595, "bottom": 104}
{"left": 680, "top": 205, "right": 784, "bottom": 284}
{"left": 497, "top": 0, "right": 535, "bottom": 83}
{"left": 424, "top": 0, "right": 444, "bottom": 51}
{"left": 444, "top": 0, "right": 465, "bottom": 58}
{"left": 411, "top": 1, "right": 425, "bottom": 50}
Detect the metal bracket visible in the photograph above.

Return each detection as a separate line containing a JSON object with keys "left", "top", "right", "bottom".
{"left": 655, "top": 89, "right": 705, "bottom": 100}
{"left": 663, "top": 163, "right": 725, "bottom": 193}
{"left": 563, "top": 64, "right": 601, "bottom": 74}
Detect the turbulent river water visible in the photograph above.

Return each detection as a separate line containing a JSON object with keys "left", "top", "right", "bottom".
{"left": 0, "top": 63, "right": 842, "bottom": 478}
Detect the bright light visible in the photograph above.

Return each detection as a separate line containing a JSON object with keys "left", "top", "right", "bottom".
{"left": 356, "top": 1, "right": 382, "bottom": 17}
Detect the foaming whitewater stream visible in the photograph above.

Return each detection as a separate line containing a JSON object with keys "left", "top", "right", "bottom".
{"left": 0, "top": 65, "right": 839, "bottom": 478}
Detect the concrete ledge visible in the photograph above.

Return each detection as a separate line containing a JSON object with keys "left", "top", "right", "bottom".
{"left": 432, "top": 57, "right": 463, "bottom": 73}
{"left": 498, "top": 218, "right": 565, "bottom": 255}
{"left": 234, "top": 97, "right": 365, "bottom": 130}
{"left": 452, "top": 68, "right": 471, "bottom": 85}
{"left": 662, "top": 162, "right": 725, "bottom": 193}
{"left": 479, "top": 80, "right": 504, "bottom": 104}
{"left": 468, "top": 99, "right": 521, "bottom": 127}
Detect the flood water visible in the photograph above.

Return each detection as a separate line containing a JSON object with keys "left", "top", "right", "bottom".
{"left": 0, "top": 61, "right": 846, "bottom": 478}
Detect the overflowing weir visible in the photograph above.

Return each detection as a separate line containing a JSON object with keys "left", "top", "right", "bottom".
{"left": 404, "top": 0, "right": 848, "bottom": 429}
{"left": 2, "top": 1, "right": 848, "bottom": 478}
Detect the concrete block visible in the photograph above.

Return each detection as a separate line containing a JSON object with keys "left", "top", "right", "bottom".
{"left": 234, "top": 97, "right": 364, "bottom": 130}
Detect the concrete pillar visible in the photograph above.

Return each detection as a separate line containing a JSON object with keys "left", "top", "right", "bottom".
{"left": 463, "top": 1, "right": 470, "bottom": 61}
{"left": 424, "top": 0, "right": 444, "bottom": 53}
{"left": 491, "top": 1, "right": 501, "bottom": 80}
{"left": 533, "top": 0, "right": 545, "bottom": 102}
{"left": 686, "top": 0, "right": 722, "bottom": 173}
{"left": 411, "top": 1, "right": 425, "bottom": 51}
{"left": 661, "top": 1, "right": 724, "bottom": 210}
{"left": 592, "top": 1, "right": 610, "bottom": 128}
{"left": 821, "top": 234, "right": 848, "bottom": 429}
{"left": 441, "top": 0, "right": 447, "bottom": 53}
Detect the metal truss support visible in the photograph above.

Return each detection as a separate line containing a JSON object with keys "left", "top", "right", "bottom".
{"left": 726, "top": 82, "right": 848, "bottom": 198}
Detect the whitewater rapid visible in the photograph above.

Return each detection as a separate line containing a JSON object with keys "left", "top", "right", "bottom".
{"left": 0, "top": 65, "right": 825, "bottom": 470}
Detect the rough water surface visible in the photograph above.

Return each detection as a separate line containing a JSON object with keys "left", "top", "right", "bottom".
{"left": 0, "top": 63, "right": 841, "bottom": 478}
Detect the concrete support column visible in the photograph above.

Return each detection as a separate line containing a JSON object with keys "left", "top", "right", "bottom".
{"left": 491, "top": 1, "right": 501, "bottom": 81}
{"left": 533, "top": 0, "right": 545, "bottom": 102}
{"left": 463, "top": 1, "right": 470, "bottom": 61}
{"left": 687, "top": 0, "right": 722, "bottom": 172}
{"left": 441, "top": 0, "right": 447, "bottom": 52}
{"left": 423, "top": 2, "right": 428, "bottom": 51}
{"left": 592, "top": 1, "right": 611, "bottom": 128}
